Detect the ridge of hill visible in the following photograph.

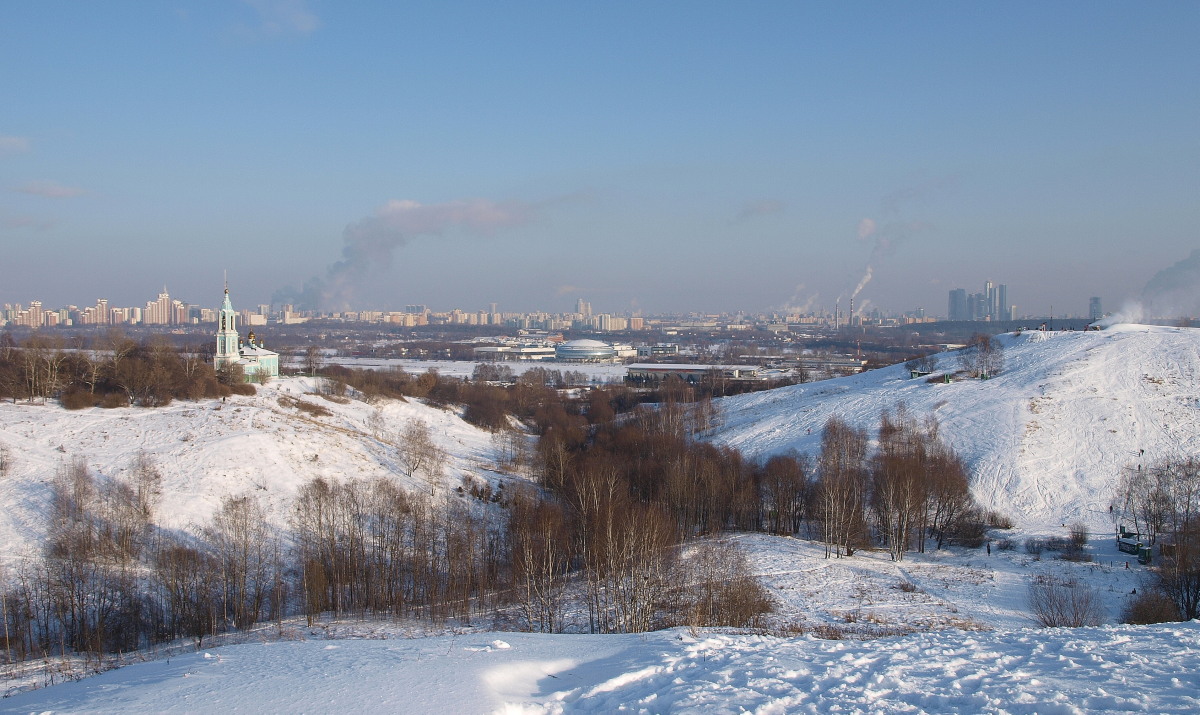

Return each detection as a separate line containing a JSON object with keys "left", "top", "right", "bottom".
{"left": 711, "top": 324, "right": 1200, "bottom": 532}
{"left": 0, "top": 378, "right": 513, "bottom": 559}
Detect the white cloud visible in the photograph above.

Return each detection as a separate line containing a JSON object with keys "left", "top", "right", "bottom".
{"left": 242, "top": 0, "right": 320, "bottom": 36}
{"left": 13, "top": 180, "right": 87, "bottom": 198}
{"left": 0, "top": 135, "right": 31, "bottom": 157}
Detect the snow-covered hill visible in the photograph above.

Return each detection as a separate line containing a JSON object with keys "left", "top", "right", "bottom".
{"left": 4, "top": 328, "right": 1199, "bottom": 711}
{"left": 0, "top": 378, "right": 513, "bottom": 559}
{"left": 712, "top": 324, "right": 1200, "bottom": 532}
{"left": 7, "top": 324, "right": 1190, "bottom": 557}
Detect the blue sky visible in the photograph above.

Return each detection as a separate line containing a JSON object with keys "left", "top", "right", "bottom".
{"left": 1, "top": 1, "right": 1196, "bottom": 317}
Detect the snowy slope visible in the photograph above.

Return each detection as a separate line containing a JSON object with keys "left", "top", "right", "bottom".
{"left": 0, "top": 378, "right": 515, "bottom": 559}
{"left": 712, "top": 325, "right": 1200, "bottom": 532}
{"left": 736, "top": 532, "right": 1122, "bottom": 632}
{"left": 4, "top": 622, "right": 1198, "bottom": 714}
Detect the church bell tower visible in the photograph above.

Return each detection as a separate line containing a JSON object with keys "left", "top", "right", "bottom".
{"left": 215, "top": 283, "right": 240, "bottom": 371}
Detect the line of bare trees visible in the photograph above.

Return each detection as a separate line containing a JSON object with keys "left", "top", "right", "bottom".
{"left": 816, "top": 409, "right": 982, "bottom": 560}
{"left": 1, "top": 450, "right": 773, "bottom": 665}
{"left": 0, "top": 332, "right": 250, "bottom": 408}
{"left": 0, "top": 455, "right": 284, "bottom": 662}
{"left": 291, "top": 476, "right": 501, "bottom": 625}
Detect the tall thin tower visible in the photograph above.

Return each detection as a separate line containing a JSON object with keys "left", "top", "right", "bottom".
{"left": 214, "top": 282, "right": 240, "bottom": 371}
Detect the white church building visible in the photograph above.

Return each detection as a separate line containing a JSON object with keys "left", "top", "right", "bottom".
{"left": 214, "top": 286, "right": 280, "bottom": 382}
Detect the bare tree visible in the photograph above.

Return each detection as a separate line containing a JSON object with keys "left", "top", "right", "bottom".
{"left": 493, "top": 427, "right": 532, "bottom": 474}
{"left": 925, "top": 447, "right": 973, "bottom": 550}
{"left": 397, "top": 420, "right": 448, "bottom": 493}
{"left": 153, "top": 539, "right": 221, "bottom": 648}
{"left": 303, "top": 345, "right": 324, "bottom": 377}
{"left": 759, "top": 452, "right": 810, "bottom": 535}
{"left": 1153, "top": 458, "right": 1200, "bottom": 619}
{"left": 78, "top": 348, "right": 108, "bottom": 395}
{"left": 870, "top": 406, "right": 927, "bottom": 560}
{"left": 205, "top": 495, "right": 275, "bottom": 630}
{"left": 816, "top": 417, "right": 868, "bottom": 558}
{"left": 130, "top": 451, "right": 163, "bottom": 520}
{"left": 215, "top": 360, "right": 245, "bottom": 387}
{"left": 1112, "top": 464, "right": 1170, "bottom": 547}
{"left": 367, "top": 407, "right": 386, "bottom": 440}
{"left": 508, "top": 488, "right": 572, "bottom": 632}
{"left": 958, "top": 333, "right": 1004, "bottom": 378}
{"left": 254, "top": 364, "right": 273, "bottom": 385}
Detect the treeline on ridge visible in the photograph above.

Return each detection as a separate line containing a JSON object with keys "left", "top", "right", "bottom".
{"left": 0, "top": 332, "right": 254, "bottom": 408}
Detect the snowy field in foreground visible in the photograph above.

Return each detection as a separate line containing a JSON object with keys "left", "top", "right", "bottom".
{"left": 4, "top": 622, "right": 1198, "bottom": 714}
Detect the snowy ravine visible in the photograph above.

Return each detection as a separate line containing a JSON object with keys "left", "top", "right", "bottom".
{"left": 712, "top": 324, "right": 1200, "bottom": 533}
{"left": 3, "top": 623, "right": 1198, "bottom": 713}
{"left": 4, "top": 324, "right": 1200, "bottom": 712}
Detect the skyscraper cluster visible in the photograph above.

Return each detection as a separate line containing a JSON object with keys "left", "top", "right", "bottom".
{"left": 948, "top": 281, "right": 1013, "bottom": 322}
{"left": 2, "top": 287, "right": 193, "bottom": 328}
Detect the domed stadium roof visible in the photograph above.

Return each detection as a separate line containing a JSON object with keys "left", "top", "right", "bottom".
{"left": 555, "top": 339, "right": 617, "bottom": 361}
{"left": 560, "top": 339, "right": 609, "bottom": 348}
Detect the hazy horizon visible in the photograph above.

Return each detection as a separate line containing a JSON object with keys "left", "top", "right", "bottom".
{"left": 2, "top": 2, "right": 1196, "bottom": 316}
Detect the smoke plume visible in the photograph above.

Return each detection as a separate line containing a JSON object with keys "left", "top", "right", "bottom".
{"left": 851, "top": 265, "right": 874, "bottom": 301}
{"left": 1141, "top": 249, "right": 1200, "bottom": 319}
{"left": 1094, "top": 250, "right": 1200, "bottom": 328}
{"left": 274, "top": 198, "right": 533, "bottom": 311}
{"left": 779, "top": 283, "right": 819, "bottom": 314}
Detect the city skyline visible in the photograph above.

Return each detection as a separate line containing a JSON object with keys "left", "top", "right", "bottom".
{"left": 1, "top": 2, "right": 1197, "bottom": 315}
{"left": 0, "top": 278, "right": 1125, "bottom": 328}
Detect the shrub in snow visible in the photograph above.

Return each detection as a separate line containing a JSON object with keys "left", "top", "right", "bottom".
{"left": 678, "top": 540, "right": 773, "bottom": 629}
{"left": 1122, "top": 588, "right": 1183, "bottom": 625}
{"left": 1068, "top": 522, "right": 1088, "bottom": 549}
{"left": 1028, "top": 575, "right": 1104, "bottom": 628}
{"left": 984, "top": 510, "right": 1015, "bottom": 529}
{"left": 811, "top": 624, "right": 846, "bottom": 640}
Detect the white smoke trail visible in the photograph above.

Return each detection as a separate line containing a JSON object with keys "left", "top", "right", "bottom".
{"left": 851, "top": 265, "right": 873, "bottom": 300}
{"left": 779, "top": 284, "right": 819, "bottom": 314}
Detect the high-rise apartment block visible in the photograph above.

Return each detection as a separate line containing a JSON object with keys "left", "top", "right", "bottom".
{"left": 949, "top": 281, "right": 1012, "bottom": 321}
{"left": 948, "top": 289, "right": 968, "bottom": 321}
